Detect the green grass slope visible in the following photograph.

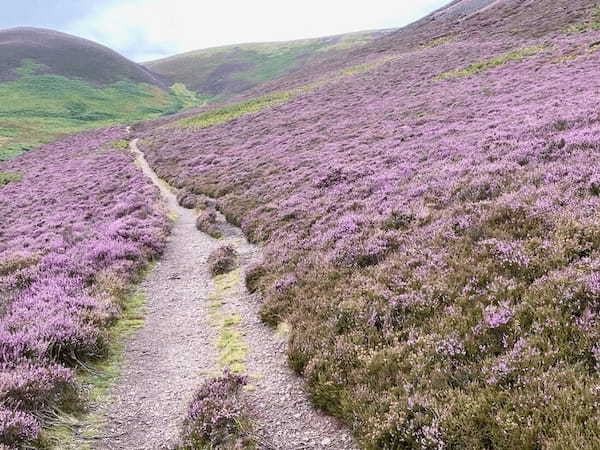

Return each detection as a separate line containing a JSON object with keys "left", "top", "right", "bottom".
{"left": 144, "top": 30, "right": 394, "bottom": 102}
{"left": 0, "top": 70, "right": 202, "bottom": 161}
{"left": 0, "top": 28, "right": 203, "bottom": 161}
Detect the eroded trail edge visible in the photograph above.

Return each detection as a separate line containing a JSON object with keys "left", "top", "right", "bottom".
{"left": 96, "top": 139, "right": 356, "bottom": 449}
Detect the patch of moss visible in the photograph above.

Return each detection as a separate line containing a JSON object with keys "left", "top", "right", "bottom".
{"left": 223, "top": 315, "right": 242, "bottom": 327}
{"left": 214, "top": 269, "right": 244, "bottom": 296}
{"left": 217, "top": 328, "right": 249, "bottom": 374}
{"left": 208, "top": 269, "right": 250, "bottom": 375}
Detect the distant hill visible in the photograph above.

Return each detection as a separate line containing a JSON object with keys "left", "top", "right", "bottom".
{"left": 0, "top": 27, "right": 201, "bottom": 161}
{"left": 0, "top": 27, "right": 167, "bottom": 86}
{"left": 143, "top": 30, "right": 394, "bottom": 101}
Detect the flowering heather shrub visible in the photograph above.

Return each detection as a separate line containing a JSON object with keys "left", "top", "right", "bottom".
{"left": 196, "top": 209, "right": 222, "bottom": 239}
{"left": 140, "top": 1, "right": 600, "bottom": 448}
{"left": 0, "top": 127, "right": 169, "bottom": 446}
{"left": 0, "top": 363, "right": 74, "bottom": 412}
{"left": 177, "top": 188, "right": 199, "bottom": 209}
{"left": 244, "top": 263, "right": 267, "bottom": 294}
{"left": 208, "top": 246, "right": 239, "bottom": 277}
{"left": 178, "top": 188, "right": 215, "bottom": 211}
{"left": 0, "top": 409, "right": 39, "bottom": 447}
{"left": 178, "top": 371, "right": 254, "bottom": 449}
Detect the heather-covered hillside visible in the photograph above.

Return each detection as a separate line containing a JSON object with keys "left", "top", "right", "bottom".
{"left": 0, "top": 28, "right": 166, "bottom": 86}
{"left": 144, "top": 30, "right": 394, "bottom": 102}
{"left": 138, "top": 0, "right": 600, "bottom": 447}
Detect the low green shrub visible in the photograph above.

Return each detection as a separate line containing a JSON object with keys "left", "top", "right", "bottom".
{"left": 0, "top": 172, "right": 22, "bottom": 187}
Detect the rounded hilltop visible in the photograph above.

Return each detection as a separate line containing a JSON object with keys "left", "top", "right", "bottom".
{"left": 0, "top": 26, "right": 167, "bottom": 87}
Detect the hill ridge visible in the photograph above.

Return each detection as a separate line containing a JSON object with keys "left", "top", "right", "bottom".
{"left": 0, "top": 26, "right": 167, "bottom": 87}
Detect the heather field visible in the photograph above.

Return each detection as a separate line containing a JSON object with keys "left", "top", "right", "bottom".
{"left": 137, "top": 2, "right": 600, "bottom": 448}
{"left": 4, "top": 0, "right": 600, "bottom": 448}
{"left": 0, "top": 128, "right": 169, "bottom": 446}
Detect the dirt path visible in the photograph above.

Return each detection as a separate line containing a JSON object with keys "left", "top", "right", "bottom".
{"left": 212, "top": 222, "right": 356, "bottom": 450}
{"left": 96, "top": 139, "right": 357, "bottom": 449}
{"left": 95, "top": 140, "right": 219, "bottom": 449}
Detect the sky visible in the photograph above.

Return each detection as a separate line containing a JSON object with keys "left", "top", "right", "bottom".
{"left": 2, "top": 0, "right": 451, "bottom": 62}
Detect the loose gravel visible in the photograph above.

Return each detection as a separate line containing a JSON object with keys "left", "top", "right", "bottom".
{"left": 95, "top": 140, "right": 357, "bottom": 449}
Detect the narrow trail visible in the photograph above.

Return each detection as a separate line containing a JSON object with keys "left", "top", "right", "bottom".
{"left": 96, "top": 139, "right": 357, "bottom": 449}
{"left": 96, "top": 140, "right": 219, "bottom": 449}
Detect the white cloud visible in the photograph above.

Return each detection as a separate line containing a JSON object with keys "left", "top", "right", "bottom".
{"left": 67, "top": 0, "right": 450, "bottom": 61}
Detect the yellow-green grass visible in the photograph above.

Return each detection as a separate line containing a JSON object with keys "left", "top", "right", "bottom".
{"left": 0, "top": 63, "right": 202, "bottom": 161}
{"left": 208, "top": 269, "right": 250, "bottom": 375}
{"left": 176, "top": 91, "right": 294, "bottom": 129}
{"left": 436, "top": 46, "right": 545, "bottom": 80}
{"left": 217, "top": 328, "right": 249, "bottom": 374}
{"left": 336, "top": 54, "right": 399, "bottom": 77}
{"left": 109, "top": 139, "right": 130, "bottom": 150}
{"left": 0, "top": 171, "right": 22, "bottom": 187}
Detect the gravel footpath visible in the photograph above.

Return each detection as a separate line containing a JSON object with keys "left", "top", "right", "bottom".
{"left": 215, "top": 221, "right": 357, "bottom": 450}
{"left": 95, "top": 140, "right": 220, "bottom": 449}
{"left": 95, "top": 139, "right": 357, "bottom": 449}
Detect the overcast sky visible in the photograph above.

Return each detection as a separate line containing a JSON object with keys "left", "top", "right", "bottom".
{"left": 2, "top": 0, "right": 451, "bottom": 62}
